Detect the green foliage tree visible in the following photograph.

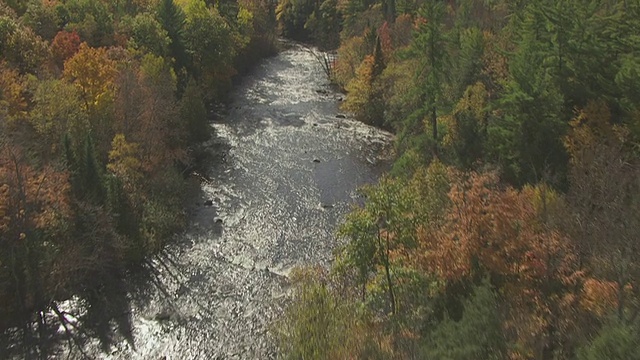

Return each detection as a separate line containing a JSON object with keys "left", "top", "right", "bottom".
{"left": 64, "top": 0, "right": 115, "bottom": 47}
{"left": 275, "top": 267, "right": 377, "bottom": 359}
{"left": 410, "top": 0, "right": 449, "bottom": 157}
{"left": 30, "top": 79, "right": 89, "bottom": 157}
{"left": 422, "top": 281, "right": 506, "bottom": 360}
{"left": 81, "top": 135, "right": 105, "bottom": 204}
{"left": 275, "top": 0, "right": 315, "bottom": 40}
{"left": 180, "top": 78, "right": 211, "bottom": 143}
{"left": 304, "top": 0, "right": 341, "bottom": 51}
{"left": 183, "top": 0, "right": 235, "bottom": 95}
{"left": 22, "top": 0, "right": 60, "bottom": 40}
{"left": 0, "top": 14, "right": 49, "bottom": 73}
{"left": 578, "top": 321, "right": 640, "bottom": 360}
{"left": 338, "top": 175, "right": 414, "bottom": 315}
{"left": 158, "top": 0, "right": 188, "bottom": 75}
{"left": 128, "top": 12, "right": 171, "bottom": 57}
{"left": 487, "top": 7, "right": 567, "bottom": 186}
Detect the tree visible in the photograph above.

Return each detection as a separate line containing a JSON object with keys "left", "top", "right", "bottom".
{"left": 422, "top": 280, "right": 506, "bottom": 360}
{"left": 304, "top": 0, "right": 341, "bottom": 51}
{"left": 0, "top": 62, "right": 27, "bottom": 125}
{"left": 51, "top": 30, "right": 82, "bottom": 67}
{"left": 565, "top": 100, "right": 640, "bottom": 324}
{"left": 107, "top": 134, "right": 143, "bottom": 193}
{"left": 449, "top": 82, "right": 488, "bottom": 168}
{"left": 183, "top": 0, "right": 236, "bottom": 95}
{"left": 343, "top": 36, "right": 386, "bottom": 127}
{"left": 275, "top": 267, "right": 377, "bottom": 359}
{"left": 411, "top": 0, "right": 449, "bottom": 157}
{"left": 0, "top": 142, "right": 71, "bottom": 328}
{"left": 157, "top": 0, "right": 188, "bottom": 75}
{"left": 63, "top": 42, "right": 118, "bottom": 117}
{"left": 29, "top": 79, "right": 89, "bottom": 157}
{"left": 0, "top": 16, "right": 49, "bottom": 73}
{"left": 275, "top": 0, "right": 315, "bottom": 41}
{"left": 135, "top": 54, "right": 186, "bottom": 173}
{"left": 63, "top": 0, "right": 115, "bottom": 47}
{"left": 338, "top": 175, "right": 414, "bottom": 314}
{"left": 578, "top": 321, "right": 640, "bottom": 360}
{"left": 415, "top": 170, "right": 579, "bottom": 357}
{"left": 180, "top": 78, "right": 211, "bottom": 144}
{"left": 128, "top": 12, "right": 171, "bottom": 57}
{"left": 486, "top": 7, "right": 567, "bottom": 186}
{"left": 22, "top": 0, "right": 60, "bottom": 40}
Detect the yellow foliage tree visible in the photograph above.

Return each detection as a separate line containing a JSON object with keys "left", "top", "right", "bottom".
{"left": 107, "top": 133, "right": 142, "bottom": 193}
{"left": 63, "top": 42, "right": 117, "bottom": 115}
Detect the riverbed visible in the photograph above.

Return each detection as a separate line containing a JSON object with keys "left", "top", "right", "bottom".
{"left": 63, "top": 43, "right": 393, "bottom": 359}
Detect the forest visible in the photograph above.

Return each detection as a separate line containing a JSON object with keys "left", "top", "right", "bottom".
{"left": 0, "top": 0, "right": 277, "bottom": 356}
{"left": 275, "top": 0, "right": 640, "bottom": 359}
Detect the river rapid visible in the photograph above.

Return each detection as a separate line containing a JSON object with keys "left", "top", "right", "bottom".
{"left": 60, "top": 43, "right": 392, "bottom": 359}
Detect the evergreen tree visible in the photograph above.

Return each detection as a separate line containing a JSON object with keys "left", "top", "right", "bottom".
{"left": 82, "top": 135, "right": 105, "bottom": 203}
{"left": 578, "top": 322, "right": 640, "bottom": 360}
{"left": 411, "top": 0, "right": 449, "bottom": 157}
{"left": 158, "top": 0, "right": 188, "bottom": 77}
{"left": 422, "top": 281, "right": 506, "bottom": 360}
{"left": 487, "top": 6, "right": 567, "bottom": 186}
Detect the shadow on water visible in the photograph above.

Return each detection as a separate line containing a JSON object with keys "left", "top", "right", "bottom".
{"left": 0, "top": 271, "right": 134, "bottom": 359}
{"left": 0, "top": 133, "right": 231, "bottom": 360}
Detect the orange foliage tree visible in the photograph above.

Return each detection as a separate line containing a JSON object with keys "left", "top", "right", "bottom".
{"left": 415, "top": 170, "right": 581, "bottom": 358}
{"left": 0, "top": 142, "right": 72, "bottom": 324}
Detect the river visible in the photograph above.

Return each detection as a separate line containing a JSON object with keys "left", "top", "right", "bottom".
{"left": 58, "top": 42, "right": 392, "bottom": 359}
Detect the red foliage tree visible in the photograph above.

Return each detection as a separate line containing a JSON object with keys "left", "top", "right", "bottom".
{"left": 51, "top": 30, "right": 81, "bottom": 67}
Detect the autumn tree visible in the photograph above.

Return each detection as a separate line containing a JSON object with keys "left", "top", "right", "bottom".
{"left": 0, "top": 14, "right": 49, "bottom": 73}
{"left": 51, "top": 30, "right": 82, "bottom": 67}
{"left": 29, "top": 79, "right": 89, "bottom": 157}
{"left": 343, "top": 36, "right": 386, "bottom": 127}
{"left": 415, "top": 170, "right": 579, "bottom": 357}
{"left": 565, "top": 100, "right": 640, "bottom": 324}
{"left": 0, "top": 142, "right": 71, "bottom": 330}
{"left": 63, "top": 42, "right": 118, "bottom": 154}
{"left": 0, "top": 62, "right": 27, "bottom": 125}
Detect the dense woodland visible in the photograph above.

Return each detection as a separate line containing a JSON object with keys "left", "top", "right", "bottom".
{"left": 2, "top": 0, "right": 640, "bottom": 358}
{"left": 275, "top": 0, "right": 640, "bottom": 359}
{"left": 0, "top": 0, "right": 277, "bottom": 356}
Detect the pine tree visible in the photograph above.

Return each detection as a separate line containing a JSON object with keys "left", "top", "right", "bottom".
{"left": 412, "top": 0, "right": 448, "bottom": 157}
{"left": 158, "top": 0, "right": 188, "bottom": 76}
{"left": 82, "top": 135, "right": 105, "bottom": 203}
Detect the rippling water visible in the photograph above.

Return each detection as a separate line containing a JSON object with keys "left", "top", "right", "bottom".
{"left": 58, "top": 43, "right": 392, "bottom": 359}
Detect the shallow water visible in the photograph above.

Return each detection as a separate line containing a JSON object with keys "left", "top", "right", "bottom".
{"left": 58, "top": 43, "right": 392, "bottom": 359}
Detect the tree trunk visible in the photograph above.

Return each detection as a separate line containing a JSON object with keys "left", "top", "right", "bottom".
{"left": 384, "top": 232, "right": 396, "bottom": 315}
{"left": 431, "top": 105, "right": 438, "bottom": 157}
